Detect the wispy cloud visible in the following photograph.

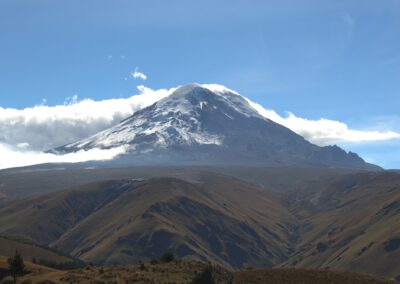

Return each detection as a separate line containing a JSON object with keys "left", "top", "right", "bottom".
{"left": 64, "top": 94, "right": 79, "bottom": 105}
{"left": 132, "top": 68, "right": 147, "bottom": 80}
{"left": 342, "top": 13, "right": 355, "bottom": 27}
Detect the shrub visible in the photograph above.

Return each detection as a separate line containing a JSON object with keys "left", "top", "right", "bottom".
{"left": 316, "top": 242, "right": 329, "bottom": 253}
{"left": 191, "top": 265, "right": 215, "bottom": 284}
{"left": 160, "top": 252, "right": 174, "bottom": 263}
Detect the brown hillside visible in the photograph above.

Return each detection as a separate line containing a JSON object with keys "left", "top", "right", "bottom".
{"left": 0, "top": 255, "right": 59, "bottom": 283}
{"left": 284, "top": 172, "right": 400, "bottom": 280}
{"left": 1, "top": 170, "right": 400, "bottom": 280}
{"left": 0, "top": 236, "right": 75, "bottom": 266}
{"left": 0, "top": 177, "right": 295, "bottom": 268}
{"left": 0, "top": 165, "right": 353, "bottom": 201}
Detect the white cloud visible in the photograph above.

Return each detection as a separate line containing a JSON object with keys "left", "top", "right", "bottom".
{"left": 0, "top": 86, "right": 175, "bottom": 151}
{"left": 132, "top": 68, "right": 147, "bottom": 80}
{"left": 0, "top": 85, "right": 175, "bottom": 170}
{"left": 17, "top": 142, "right": 30, "bottom": 149}
{"left": 0, "top": 143, "right": 127, "bottom": 170}
{"left": 246, "top": 100, "right": 400, "bottom": 145}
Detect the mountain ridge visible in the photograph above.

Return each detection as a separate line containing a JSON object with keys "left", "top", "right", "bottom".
{"left": 52, "top": 83, "right": 379, "bottom": 170}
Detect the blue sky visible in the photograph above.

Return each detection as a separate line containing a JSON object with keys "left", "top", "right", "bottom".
{"left": 0, "top": 0, "right": 400, "bottom": 168}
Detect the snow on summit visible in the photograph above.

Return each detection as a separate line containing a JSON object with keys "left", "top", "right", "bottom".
{"left": 49, "top": 83, "right": 378, "bottom": 170}
{"left": 57, "top": 83, "right": 254, "bottom": 153}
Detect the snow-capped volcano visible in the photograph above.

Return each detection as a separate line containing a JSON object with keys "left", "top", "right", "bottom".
{"left": 54, "top": 84, "right": 378, "bottom": 169}
{"left": 56, "top": 84, "right": 262, "bottom": 151}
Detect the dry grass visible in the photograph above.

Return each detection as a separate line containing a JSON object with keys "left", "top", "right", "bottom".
{"left": 1, "top": 260, "right": 396, "bottom": 284}
{"left": 234, "top": 268, "right": 396, "bottom": 284}
{"left": 0, "top": 255, "right": 62, "bottom": 284}
{"left": 1, "top": 171, "right": 400, "bottom": 280}
{"left": 0, "top": 236, "right": 74, "bottom": 265}
{"left": 11, "top": 261, "right": 232, "bottom": 284}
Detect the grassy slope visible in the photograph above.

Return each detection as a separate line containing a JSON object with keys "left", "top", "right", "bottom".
{"left": 0, "top": 169, "right": 399, "bottom": 280}
{"left": 0, "top": 236, "right": 77, "bottom": 266}
{"left": 1, "top": 260, "right": 233, "bottom": 284}
{"left": 0, "top": 255, "right": 62, "bottom": 283}
{"left": 0, "top": 165, "right": 352, "bottom": 200}
{"left": 1, "top": 259, "right": 395, "bottom": 284}
{"left": 0, "top": 177, "right": 295, "bottom": 269}
{"left": 283, "top": 172, "right": 400, "bottom": 280}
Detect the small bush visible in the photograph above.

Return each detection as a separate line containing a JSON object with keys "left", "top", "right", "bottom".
{"left": 192, "top": 265, "right": 215, "bottom": 284}
{"left": 316, "top": 242, "right": 329, "bottom": 253}
{"left": 160, "top": 252, "right": 174, "bottom": 263}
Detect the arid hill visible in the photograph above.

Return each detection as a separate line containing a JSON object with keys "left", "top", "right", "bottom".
{"left": 0, "top": 171, "right": 399, "bottom": 280}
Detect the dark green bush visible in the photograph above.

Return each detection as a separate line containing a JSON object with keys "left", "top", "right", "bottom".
{"left": 160, "top": 252, "right": 174, "bottom": 263}
{"left": 192, "top": 265, "right": 215, "bottom": 284}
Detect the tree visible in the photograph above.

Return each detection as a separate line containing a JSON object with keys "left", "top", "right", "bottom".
{"left": 7, "top": 250, "right": 25, "bottom": 284}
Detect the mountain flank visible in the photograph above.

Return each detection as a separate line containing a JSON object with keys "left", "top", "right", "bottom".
{"left": 0, "top": 177, "right": 295, "bottom": 269}
{"left": 53, "top": 84, "right": 379, "bottom": 170}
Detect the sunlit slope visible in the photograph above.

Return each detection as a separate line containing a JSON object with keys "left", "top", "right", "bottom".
{"left": 0, "top": 177, "right": 295, "bottom": 268}
{"left": 284, "top": 172, "right": 400, "bottom": 280}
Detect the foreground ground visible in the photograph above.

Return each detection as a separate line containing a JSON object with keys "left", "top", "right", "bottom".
{"left": 0, "top": 257, "right": 396, "bottom": 284}
{"left": 235, "top": 268, "right": 396, "bottom": 284}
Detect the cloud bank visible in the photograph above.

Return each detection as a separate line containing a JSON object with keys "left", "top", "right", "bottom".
{"left": 0, "top": 86, "right": 174, "bottom": 151}
{"left": 0, "top": 84, "right": 398, "bottom": 169}
{"left": 247, "top": 100, "right": 400, "bottom": 146}
{"left": 0, "top": 143, "right": 127, "bottom": 170}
